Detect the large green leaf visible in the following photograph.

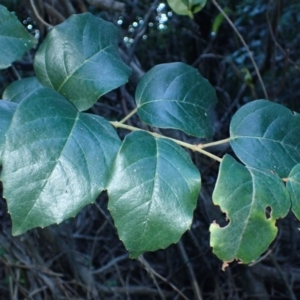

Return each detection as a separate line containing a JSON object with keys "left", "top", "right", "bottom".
{"left": 107, "top": 131, "right": 200, "bottom": 258}
{"left": 2, "top": 77, "right": 44, "bottom": 103}
{"left": 0, "top": 4, "right": 37, "bottom": 69}
{"left": 1, "top": 87, "right": 121, "bottom": 235}
{"left": 135, "top": 62, "right": 217, "bottom": 139}
{"left": 0, "top": 100, "right": 17, "bottom": 161}
{"left": 230, "top": 100, "right": 300, "bottom": 178}
{"left": 210, "top": 155, "right": 290, "bottom": 264}
{"left": 286, "top": 164, "right": 300, "bottom": 220}
{"left": 34, "top": 13, "right": 131, "bottom": 111}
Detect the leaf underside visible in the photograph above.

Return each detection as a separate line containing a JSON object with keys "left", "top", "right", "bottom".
{"left": 210, "top": 154, "right": 290, "bottom": 264}
{"left": 1, "top": 87, "right": 121, "bottom": 235}
{"left": 108, "top": 131, "right": 201, "bottom": 258}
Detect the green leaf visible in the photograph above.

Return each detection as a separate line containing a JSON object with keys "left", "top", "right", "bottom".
{"left": 167, "top": 0, "right": 207, "bottom": 18}
{"left": 34, "top": 13, "right": 131, "bottom": 111}
{"left": 190, "top": 0, "right": 207, "bottom": 13}
{"left": 135, "top": 62, "right": 217, "bottom": 139}
{"left": 286, "top": 164, "right": 300, "bottom": 220}
{"left": 0, "top": 4, "right": 37, "bottom": 69}
{"left": 230, "top": 100, "right": 300, "bottom": 178}
{"left": 211, "top": 8, "right": 231, "bottom": 36}
{"left": 210, "top": 155, "right": 290, "bottom": 264}
{"left": 1, "top": 87, "right": 121, "bottom": 235}
{"left": 107, "top": 131, "right": 200, "bottom": 258}
{"left": 2, "top": 77, "right": 44, "bottom": 103}
{"left": 0, "top": 100, "right": 17, "bottom": 161}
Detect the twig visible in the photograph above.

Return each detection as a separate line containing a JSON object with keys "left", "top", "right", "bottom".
{"left": 0, "top": 259, "right": 63, "bottom": 277}
{"left": 220, "top": 83, "right": 247, "bottom": 124}
{"left": 138, "top": 256, "right": 189, "bottom": 300}
{"left": 211, "top": 0, "right": 269, "bottom": 99}
{"left": 86, "top": 0, "right": 125, "bottom": 12}
{"left": 74, "top": 0, "right": 88, "bottom": 13}
{"left": 119, "top": 108, "right": 137, "bottom": 124}
{"left": 29, "top": 0, "right": 53, "bottom": 28}
{"left": 248, "top": 249, "right": 272, "bottom": 266}
{"left": 192, "top": 54, "right": 225, "bottom": 67}
{"left": 96, "top": 284, "right": 173, "bottom": 296}
{"left": 138, "top": 256, "right": 166, "bottom": 300}
{"left": 61, "top": 0, "right": 76, "bottom": 15}
{"left": 27, "top": 286, "right": 48, "bottom": 298}
{"left": 10, "top": 64, "right": 21, "bottom": 80}
{"left": 127, "top": 0, "right": 159, "bottom": 63}
{"left": 110, "top": 121, "right": 223, "bottom": 162}
{"left": 178, "top": 240, "right": 203, "bottom": 300}
{"left": 87, "top": 221, "right": 109, "bottom": 299}
{"left": 199, "top": 137, "right": 230, "bottom": 148}
{"left": 266, "top": 0, "right": 300, "bottom": 71}
{"left": 91, "top": 254, "right": 128, "bottom": 274}
{"left": 271, "top": 255, "right": 297, "bottom": 300}
{"left": 44, "top": 3, "right": 66, "bottom": 23}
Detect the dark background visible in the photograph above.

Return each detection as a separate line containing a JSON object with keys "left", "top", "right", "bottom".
{"left": 1, "top": 0, "right": 300, "bottom": 299}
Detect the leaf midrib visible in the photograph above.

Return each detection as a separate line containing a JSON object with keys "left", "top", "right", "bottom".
{"left": 56, "top": 44, "right": 113, "bottom": 92}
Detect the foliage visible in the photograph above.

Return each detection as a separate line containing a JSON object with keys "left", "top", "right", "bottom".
{"left": 107, "top": 131, "right": 200, "bottom": 258}
{"left": 166, "top": 0, "right": 207, "bottom": 18}
{"left": 33, "top": 13, "right": 131, "bottom": 111}
{"left": 210, "top": 154, "right": 290, "bottom": 264}
{"left": 1, "top": 1, "right": 300, "bottom": 270}
{"left": 0, "top": 4, "right": 36, "bottom": 69}
{"left": 135, "top": 62, "right": 216, "bottom": 138}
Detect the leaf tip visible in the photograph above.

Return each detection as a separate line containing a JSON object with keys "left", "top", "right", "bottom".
{"left": 11, "top": 227, "right": 22, "bottom": 236}
{"left": 128, "top": 250, "right": 143, "bottom": 259}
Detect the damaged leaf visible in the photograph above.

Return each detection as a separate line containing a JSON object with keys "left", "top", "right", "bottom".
{"left": 210, "top": 154, "right": 290, "bottom": 264}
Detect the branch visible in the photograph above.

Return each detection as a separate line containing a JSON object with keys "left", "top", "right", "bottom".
{"left": 211, "top": 0, "right": 269, "bottom": 99}
{"left": 266, "top": 1, "right": 300, "bottom": 71}
{"left": 138, "top": 256, "right": 189, "bottom": 300}
{"left": 199, "top": 138, "right": 230, "bottom": 149}
{"left": 86, "top": 0, "right": 125, "bottom": 12}
{"left": 178, "top": 241, "right": 203, "bottom": 300}
{"left": 61, "top": 0, "right": 76, "bottom": 15}
{"left": 110, "top": 121, "right": 223, "bottom": 162}
{"left": 29, "top": 0, "right": 53, "bottom": 28}
{"left": 119, "top": 108, "right": 137, "bottom": 124}
{"left": 44, "top": 3, "right": 65, "bottom": 24}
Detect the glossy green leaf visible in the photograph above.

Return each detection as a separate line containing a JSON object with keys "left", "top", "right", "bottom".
{"left": 2, "top": 77, "right": 43, "bottom": 103}
{"left": 286, "top": 164, "right": 300, "bottom": 220}
{"left": 230, "top": 100, "right": 300, "bottom": 178}
{"left": 0, "top": 4, "right": 37, "bottom": 69}
{"left": 167, "top": 0, "right": 207, "bottom": 18}
{"left": 1, "top": 87, "right": 121, "bottom": 235}
{"left": 135, "top": 62, "right": 217, "bottom": 139}
{"left": 108, "top": 131, "right": 200, "bottom": 258}
{"left": 210, "top": 155, "right": 290, "bottom": 264}
{"left": 34, "top": 13, "right": 131, "bottom": 111}
{"left": 0, "top": 100, "right": 17, "bottom": 161}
